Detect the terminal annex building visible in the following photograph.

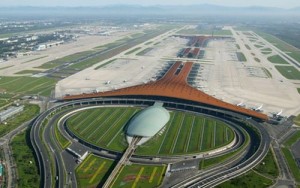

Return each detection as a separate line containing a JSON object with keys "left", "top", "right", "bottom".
{"left": 64, "top": 61, "right": 267, "bottom": 121}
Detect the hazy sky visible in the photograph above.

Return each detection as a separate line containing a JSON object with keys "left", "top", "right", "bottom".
{"left": 0, "top": 0, "right": 299, "bottom": 9}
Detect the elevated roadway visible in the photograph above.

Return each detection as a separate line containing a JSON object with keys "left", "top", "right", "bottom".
{"left": 30, "top": 98, "right": 270, "bottom": 188}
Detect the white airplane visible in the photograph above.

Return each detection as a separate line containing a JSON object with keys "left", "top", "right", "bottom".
{"left": 270, "top": 109, "right": 283, "bottom": 117}
{"left": 237, "top": 101, "right": 246, "bottom": 107}
{"left": 105, "top": 80, "right": 111, "bottom": 85}
{"left": 276, "top": 109, "right": 283, "bottom": 116}
{"left": 252, "top": 104, "right": 263, "bottom": 112}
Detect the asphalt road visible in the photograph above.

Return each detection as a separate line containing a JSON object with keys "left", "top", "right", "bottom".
{"left": 30, "top": 98, "right": 271, "bottom": 188}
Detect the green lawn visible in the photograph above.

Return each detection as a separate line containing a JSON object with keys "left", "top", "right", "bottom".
{"left": 245, "top": 44, "right": 251, "bottom": 50}
{"left": 177, "top": 29, "right": 232, "bottom": 36}
{"left": 36, "top": 51, "right": 95, "bottom": 69}
{"left": 257, "top": 32, "right": 300, "bottom": 63}
{"left": 94, "top": 59, "right": 117, "bottom": 70}
{"left": 94, "top": 36, "right": 131, "bottom": 50}
{"left": 275, "top": 66, "right": 300, "bottom": 80}
{"left": 54, "top": 118, "right": 71, "bottom": 149}
{"left": 261, "top": 48, "right": 272, "bottom": 52}
{"left": 76, "top": 154, "right": 115, "bottom": 188}
{"left": 262, "top": 51, "right": 272, "bottom": 55}
{"left": 22, "top": 56, "right": 48, "bottom": 64}
{"left": 124, "top": 47, "right": 142, "bottom": 55}
{"left": 217, "top": 170, "right": 274, "bottom": 188}
{"left": 0, "top": 104, "right": 40, "bottom": 137}
{"left": 254, "top": 57, "right": 261, "bottom": 62}
{"left": 200, "top": 129, "right": 249, "bottom": 169}
{"left": 263, "top": 68, "right": 272, "bottom": 78}
{"left": 254, "top": 44, "right": 263, "bottom": 48}
{"left": 0, "top": 98, "right": 10, "bottom": 108}
{"left": 284, "top": 131, "right": 300, "bottom": 147}
{"left": 297, "top": 88, "right": 300, "bottom": 95}
{"left": 236, "top": 52, "right": 247, "bottom": 62}
{"left": 282, "top": 147, "right": 300, "bottom": 182}
{"left": 67, "top": 107, "right": 139, "bottom": 152}
{"left": 11, "top": 129, "right": 40, "bottom": 188}
{"left": 254, "top": 149, "right": 279, "bottom": 178}
{"left": 0, "top": 76, "right": 56, "bottom": 96}
{"left": 0, "top": 65, "right": 14, "bottom": 70}
{"left": 281, "top": 130, "right": 300, "bottom": 182}
{"left": 136, "top": 48, "right": 153, "bottom": 56}
{"left": 67, "top": 107, "right": 234, "bottom": 156}
{"left": 267, "top": 55, "right": 289, "bottom": 64}
{"left": 15, "top": 70, "right": 43, "bottom": 75}
{"left": 112, "top": 164, "right": 166, "bottom": 188}
{"left": 294, "top": 114, "right": 300, "bottom": 126}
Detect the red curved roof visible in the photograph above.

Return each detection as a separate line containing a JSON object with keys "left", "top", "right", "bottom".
{"left": 64, "top": 61, "right": 268, "bottom": 120}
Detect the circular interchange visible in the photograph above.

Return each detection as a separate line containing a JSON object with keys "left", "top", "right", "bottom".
{"left": 65, "top": 106, "right": 237, "bottom": 156}
{"left": 30, "top": 98, "right": 270, "bottom": 188}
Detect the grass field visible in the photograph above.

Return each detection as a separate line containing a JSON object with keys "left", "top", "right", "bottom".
{"left": 76, "top": 154, "right": 115, "bottom": 188}
{"left": 254, "top": 44, "right": 263, "bottom": 48}
{"left": 112, "top": 164, "right": 166, "bottom": 188}
{"left": 245, "top": 44, "right": 251, "bottom": 50}
{"left": 177, "top": 29, "right": 232, "bottom": 36}
{"left": 263, "top": 68, "right": 272, "bottom": 78}
{"left": 22, "top": 56, "right": 48, "bottom": 64}
{"left": 136, "top": 48, "right": 153, "bottom": 56}
{"left": 0, "top": 65, "right": 14, "bottom": 70}
{"left": 67, "top": 107, "right": 235, "bottom": 156}
{"left": 281, "top": 130, "right": 300, "bottom": 182}
{"left": 236, "top": 52, "right": 247, "bottom": 62}
{"left": 257, "top": 32, "right": 300, "bottom": 63}
{"left": 0, "top": 76, "right": 56, "bottom": 96}
{"left": 262, "top": 51, "right": 272, "bottom": 55}
{"left": 124, "top": 47, "right": 142, "bottom": 55}
{"left": 275, "top": 66, "right": 300, "bottom": 80}
{"left": 261, "top": 48, "right": 272, "bottom": 52}
{"left": 267, "top": 55, "right": 289, "bottom": 64}
{"left": 0, "top": 98, "right": 10, "bottom": 108}
{"left": 54, "top": 118, "right": 71, "bottom": 149}
{"left": 200, "top": 127, "right": 249, "bottom": 170}
{"left": 0, "top": 104, "right": 40, "bottom": 137}
{"left": 36, "top": 50, "right": 95, "bottom": 69}
{"left": 67, "top": 107, "right": 140, "bottom": 152}
{"left": 216, "top": 170, "right": 274, "bottom": 188}
{"left": 94, "top": 59, "right": 117, "bottom": 70}
{"left": 294, "top": 114, "right": 300, "bottom": 126}
{"left": 15, "top": 70, "right": 43, "bottom": 75}
{"left": 11, "top": 129, "right": 40, "bottom": 188}
{"left": 254, "top": 149, "right": 279, "bottom": 178}
{"left": 94, "top": 36, "right": 131, "bottom": 50}
{"left": 254, "top": 57, "right": 261, "bottom": 62}
{"left": 297, "top": 89, "right": 300, "bottom": 95}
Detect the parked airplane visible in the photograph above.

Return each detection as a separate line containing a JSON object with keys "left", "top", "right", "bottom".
{"left": 237, "top": 101, "right": 246, "bottom": 107}
{"left": 270, "top": 109, "right": 283, "bottom": 117}
{"left": 251, "top": 104, "right": 264, "bottom": 112}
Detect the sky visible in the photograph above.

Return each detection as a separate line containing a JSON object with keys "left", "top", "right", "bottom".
{"left": 0, "top": 0, "right": 299, "bottom": 9}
